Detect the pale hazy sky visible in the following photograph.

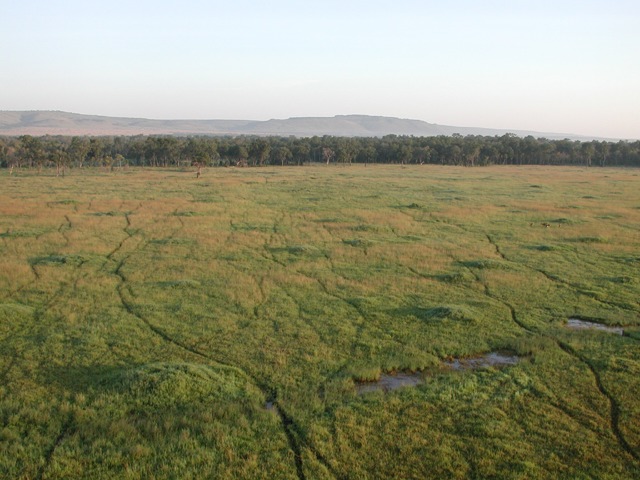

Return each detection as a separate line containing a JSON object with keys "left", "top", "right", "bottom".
{"left": 1, "top": 0, "right": 639, "bottom": 138}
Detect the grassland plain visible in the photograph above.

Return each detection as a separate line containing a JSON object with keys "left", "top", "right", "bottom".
{"left": 0, "top": 165, "right": 639, "bottom": 479}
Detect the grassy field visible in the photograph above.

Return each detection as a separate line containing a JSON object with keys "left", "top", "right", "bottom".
{"left": 1, "top": 165, "right": 639, "bottom": 479}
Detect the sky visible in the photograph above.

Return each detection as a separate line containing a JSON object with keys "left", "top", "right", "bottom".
{"left": 1, "top": 0, "right": 639, "bottom": 139}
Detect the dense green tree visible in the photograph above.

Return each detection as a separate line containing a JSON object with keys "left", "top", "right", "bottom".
{"left": 357, "top": 144, "right": 378, "bottom": 164}
{"left": 68, "top": 136, "right": 91, "bottom": 168}
{"left": 462, "top": 139, "right": 481, "bottom": 167}
{"left": 183, "top": 138, "right": 219, "bottom": 166}
{"left": 581, "top": 141, "right": 596, "bottom": 167}
{"left": 3, "top": 134, "right": 640, "bottom": 170}
{"left": 272, "top": 145, "right": 292, "bottom": 166}
{"left": 595, "top": 141, "right": 610, "bottom": 167}
{"left": 88, "top": 138, "right": 106, "bottom": 166}
{"left": 291, "top": 139, "right": 311, "bottom": 166}
{"left": 17, "top": 135, "right": 45, "bottom": 171}
{"left": 249, "top": 138, "right": 271, "bottom": 166}
{"left": 555, "top": 139, "right": 578, "bottom": 165}
{"left": 226, "top": 142, "right": 249, "bottom": 166}
{"left": 44, "top": 139, "right": 69, "bottom": 176}
{"left": 335, "top": 138, "right": 358, "bottom": 165}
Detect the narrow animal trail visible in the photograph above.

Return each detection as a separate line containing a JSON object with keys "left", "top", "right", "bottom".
{"left": 1, "top": 208, "right": 73, "bottom": 301}
{"left": 479, "top": 233, "right": 639, "bottom": 462}
{"left": 258, "top": 213, "right": 378, "bottom": 357}
{"left": 485, "top": 234, "right": 637, "bottom": 314}
{"left": 395, "top": 217, "right": 639, "bottom": 463}
{"left": 104, "top": 207, "right": 338, "bottom": 480}
{"left": 1, "top": 208, "right": 93, "bottom": 391}
{"left": 275, "top": 407, "right": 307, "bottom": 480}
{"left": 555, "top": 341, "right": 639, "bottom": 462}
{"left": 36, "top": 416, "right": 74, "bottom": 480}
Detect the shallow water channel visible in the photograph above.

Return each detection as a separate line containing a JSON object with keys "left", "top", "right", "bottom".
{"left": 355, "top": 352, "right": 519, "bottom": 394}
{"left": 566, "top": 318, "right": 624, "bottom": 335}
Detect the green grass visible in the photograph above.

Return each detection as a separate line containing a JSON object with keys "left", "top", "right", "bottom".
{"left": 1, "top": 165, "right": 639, "bottom": 479}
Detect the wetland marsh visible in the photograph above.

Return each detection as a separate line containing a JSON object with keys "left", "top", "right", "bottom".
{"left": 0, "top": 165, "right": 639, "bottom": 479}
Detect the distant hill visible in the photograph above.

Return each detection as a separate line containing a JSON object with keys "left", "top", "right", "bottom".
{"left": 0, "top": 110, "right": 598, "bottom": 140}
{"left": 0, "top": 111, "right": 254, "bottom": 137}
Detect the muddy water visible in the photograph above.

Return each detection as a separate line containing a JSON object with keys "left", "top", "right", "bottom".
{"left": 356, "top": 372, "right": 423, "bottom": 394}
{"left": 567, "top": 318, "right": 623, "bottom": 335}
{"left": 355, "top": 352, "right": 519, "bottom": 394}
{"left": 443, "top": 352, "right": 519, "bottom": 370}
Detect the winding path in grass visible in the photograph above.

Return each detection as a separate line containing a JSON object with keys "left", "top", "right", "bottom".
{"left": 35, "top": 416, "right": 74, "bottom": 480}
{"left": 486, "top": 233, "right": 637, "bottom": 314}
{"left": 105, "top": 206, "right": 340, "bottom": 480}
{"left": 400, "top": 211, "right": 640, "bottom": 464}
{"left": 482, "top": 233, "right": 639, "bottom": 463}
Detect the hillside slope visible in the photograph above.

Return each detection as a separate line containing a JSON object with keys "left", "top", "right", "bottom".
{"left": 0, "top": 110, "right": 589, "bottom": 139}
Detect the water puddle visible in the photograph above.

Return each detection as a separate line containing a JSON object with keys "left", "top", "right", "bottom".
{"left": 355, "top": 372, "right": 423, "bottom": 394}
{"left": 442, "top": 352, "right": 519, "bottom": 370}
{"left": 355, "top": 352, "right": 519, "bottom": 394}
{"left": 566, "top": 318, "right": 623, "bottom": 335}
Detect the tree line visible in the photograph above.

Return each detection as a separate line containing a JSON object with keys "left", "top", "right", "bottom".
{"left": 1, "top": 133, "right": 639, "bottom": 173}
